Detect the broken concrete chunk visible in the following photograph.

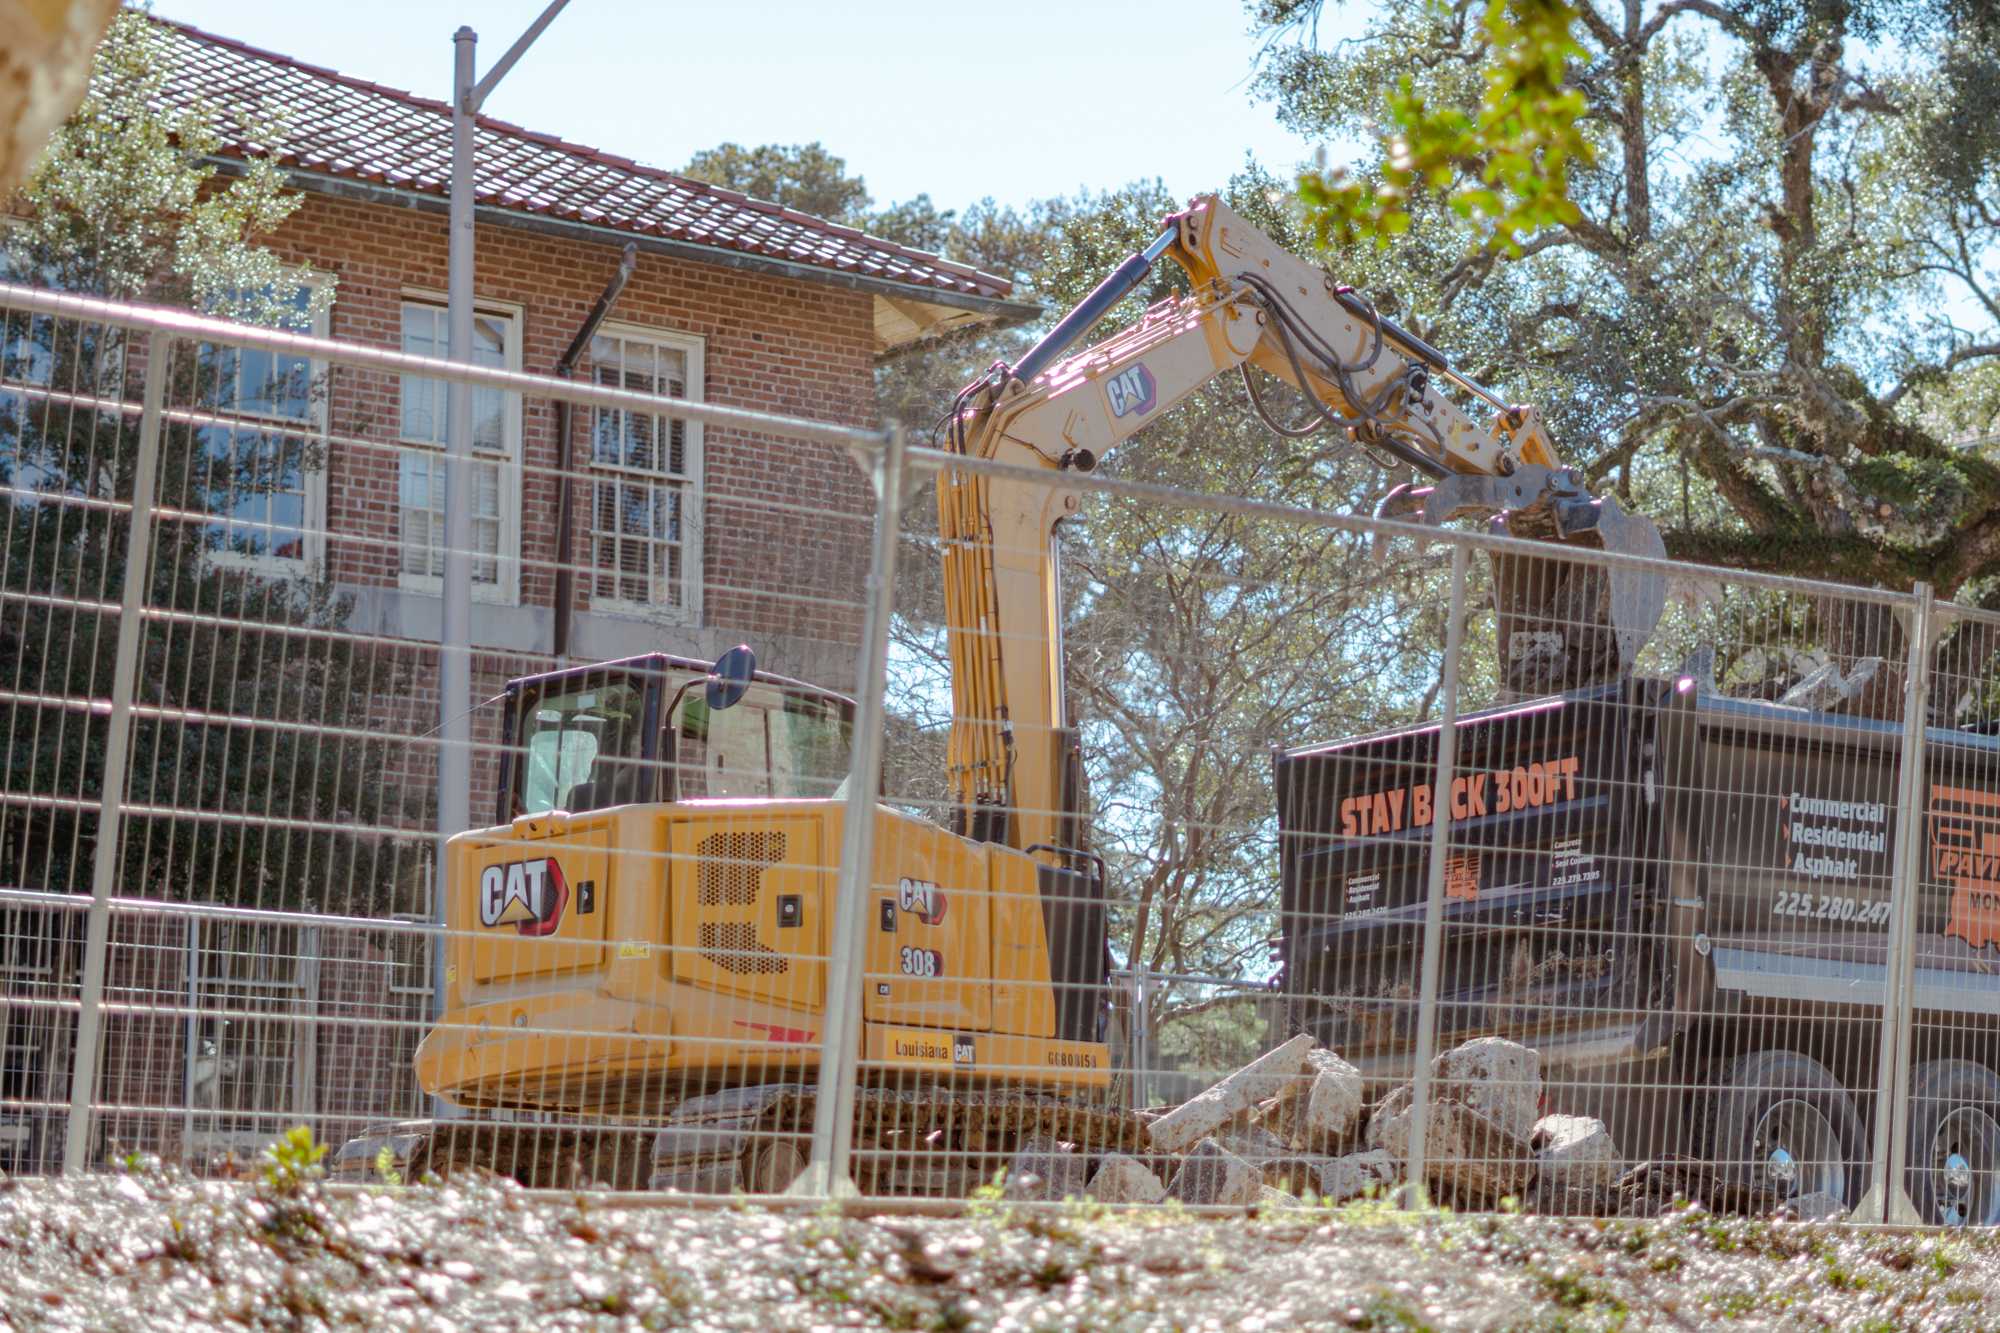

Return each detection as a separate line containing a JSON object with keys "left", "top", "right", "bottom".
{"left": 1316, "top": 1148, "right": 1398, "bottom": 1204}
{"left": 1434, "top": 1037, "right": 1542, "bottom": 1142}
{"left": 1363, "top": 1082, "right": 1411, "bottom": 1155}
{"left": 1085, "top": 1153, "right": 1165, "bottom": 1205}
{"left": 1367, "top": 1088, "right": 1535, "bottom": 1205}
{"left": 1146, "top": 1033, "right": 1315, "bottom": 1154}
{"left": 1164, "top": 1138, "right": 1263, "bottom": 1207}
{"left": 1532, "top": 1114, "right": 1621, "bottom": 1196}
{"left": 1298, "top": 1052, "right": 1365, "bottom": 1153}
{"left": 1001, "top": 1136, "right": 1086, "bottom": 1202}
{"left": 1257, "top": 1184, "right": 1306, "bottom": 1210}
{"left": 1216, "top": 1121, "right": 1290, "bottom": 1164}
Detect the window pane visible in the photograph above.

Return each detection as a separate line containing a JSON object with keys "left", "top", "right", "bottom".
{"left": 270, "top": 491, "right": 304, "bottom": 560}
{"left": 586, "top": 333, "right": 693, "bottom": 609}
{"left": 398, "top": 303, "right": 511, "bottom": 587}
{"left": 400, "top": 306, "right": 443, "bottom": 444}
{"left": 399, "top": 452, "right": 439, "bottom": 576}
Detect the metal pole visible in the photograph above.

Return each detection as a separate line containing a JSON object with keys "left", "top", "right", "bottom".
{"left": 1858, "top": 583, "right": 1936, "bottom": 1225}
{"left": 64, "top": 334, "right": 169, "bottom": 1173}
{"left": 435, "top": 26, "right": 477, "bottom": 1046}
{"left": 471, "top": 0, "right": 572, "bottom": 107}
{"left": 435, "top": 0, "right": 571, "bottom": 1039}
{"left": 792, "top": 426, "right": 906, "bottom": 1199}
{"left": 1133, "top": 962, "right": 1151, "bottom": 1111}
{"left": 1403, "top": 541, "right": 1469, "bottom": 1209}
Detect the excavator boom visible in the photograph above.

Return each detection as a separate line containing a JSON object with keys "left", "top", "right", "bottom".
{"left": 940, "top": 194, "right": 1668, "bottom": 852}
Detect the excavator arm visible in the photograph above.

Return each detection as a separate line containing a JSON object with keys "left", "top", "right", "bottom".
{"left": 938, "top": 194, "right": 1667, "bottom": 856}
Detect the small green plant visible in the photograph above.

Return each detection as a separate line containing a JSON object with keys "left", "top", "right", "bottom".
{"left": 964, "top": 1170, "right": 1012, "bottom": 1224}
{"left": 259, "top": 1124, "right": 327, "bottom": 1196}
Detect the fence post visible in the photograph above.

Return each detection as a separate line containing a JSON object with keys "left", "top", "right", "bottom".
{"left": 63, "top": 331, "right": 169, "bottom": 1173}
{"left": 1132, "top": 962, "right": 1152, "bottom": 1111}
{"left": 1403, "top": 540, "right": 1469, "bottom": 1210}
{"left": 1856, "top": 582, "right": 1938, "bottom": 1224}
{"left": 792, "top": 424, "right": 906, "bottom": 1199}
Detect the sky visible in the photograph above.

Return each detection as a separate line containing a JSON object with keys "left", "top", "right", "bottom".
{"left": 150, "top": 0, "right": 1345, "bottom": 217}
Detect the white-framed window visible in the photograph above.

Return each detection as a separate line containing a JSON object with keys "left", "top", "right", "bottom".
{"left": 586, "top": 324, "right": 703, "bottom": 620}
{"left": 197, "top": 278, "right": 329, "bottom": 572}
{"left": 397, "top": 296, "right": 521, "bottom": 603}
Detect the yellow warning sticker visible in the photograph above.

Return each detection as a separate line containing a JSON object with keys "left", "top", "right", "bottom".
{"left": 616, "top": 941, "right": 652, "bottom": 960}
{"left": 879, "top": 1027, "right": 958, "bottom": 1070}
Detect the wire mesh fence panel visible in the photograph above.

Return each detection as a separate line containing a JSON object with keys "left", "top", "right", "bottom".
{"left": 0, "top": 281, "right": 885, "bottom": 1188}
{"left": 1900, "top": 599, "right": 2000, "bottom": 1227}
{"left": 17, "top": 276, "right": 2000, "bottom": 1226}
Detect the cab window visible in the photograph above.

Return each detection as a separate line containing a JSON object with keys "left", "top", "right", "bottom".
{"left": 513, "top": 674, "right": 651, "bottom": 814}
{"left": 672, "top": 685, "right": 850, "bottom": 800}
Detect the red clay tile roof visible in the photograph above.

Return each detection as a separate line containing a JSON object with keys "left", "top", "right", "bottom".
{"left": 152, "top": 18, "right": 1016, "bottom": 306}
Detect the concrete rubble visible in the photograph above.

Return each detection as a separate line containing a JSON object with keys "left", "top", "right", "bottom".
{"left": 1078, "top": 1034, "right": 1648, "bottom": 1215}
{"left": 1165, "top": 1138, "right": 1263, "bottom": 1207}
{"left": 1317, "top": 1148, "right": 1397, "bottom": 1204}
{"left": 1434, "top": 1037, "right": 1542, "bottom": 1141}
{"left": 1001, "top": 1136, "right": 1086, "bottom": 1202}
{"left": 1086, "top": 1153, "right": 1165, "bottom": 1204}
{"left": 1533, "top": 1115, "right": 1620, "bottom": 1193}
{"left": 1146, "top": 1033, "right": 1315, "bottom": 1154}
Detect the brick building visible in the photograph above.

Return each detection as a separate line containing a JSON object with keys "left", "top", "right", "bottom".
{"left": 0, "top": 18, "right": 1031, "bottom": 1169}
{"left": 157, "top": 16, "right": 1030, "bottom": 822}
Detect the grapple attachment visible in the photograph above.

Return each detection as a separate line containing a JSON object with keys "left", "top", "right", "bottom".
{"left": 1377, "top": 465, "right": 1668, "bottom": 696}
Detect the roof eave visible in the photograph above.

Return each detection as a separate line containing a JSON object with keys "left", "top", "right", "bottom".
{"left": 229, "top": 160, "right": 1039, "bottom": 355}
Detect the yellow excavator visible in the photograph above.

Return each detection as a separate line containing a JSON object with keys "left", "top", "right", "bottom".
{"left": 344, "top": 194, "right": 1666, "bottom": 1193}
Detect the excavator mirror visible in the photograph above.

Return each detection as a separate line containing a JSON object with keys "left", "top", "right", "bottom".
{"left": 706, "top": 644, "right": 758, "bottom": 711}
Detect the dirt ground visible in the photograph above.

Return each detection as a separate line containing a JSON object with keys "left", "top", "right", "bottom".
{"left": 1, "top": 1168, "right": 1995, "bottom": 1330}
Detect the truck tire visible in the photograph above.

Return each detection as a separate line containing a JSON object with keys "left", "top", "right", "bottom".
{"left": 1702, "top": 1050, "right": 1864, "bottom": 1207}
{"left": 1905, "top": 1059, "right": 2000, "bottom": 1227}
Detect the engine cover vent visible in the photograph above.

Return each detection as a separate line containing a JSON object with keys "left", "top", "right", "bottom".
{"left": 697, "top": 921, "right": 788, "bottom": 975}
{"left": 696, "top": 831, "right": 787, "bottom": 907}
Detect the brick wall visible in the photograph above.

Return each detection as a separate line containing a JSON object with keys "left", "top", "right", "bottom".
{"left": 272, "top": 193, "right": 877, "bottom": 645}
{"left": 261, "top": 192, "right": 882, "bottom": 829}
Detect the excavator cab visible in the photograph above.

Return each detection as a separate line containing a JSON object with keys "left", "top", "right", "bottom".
{"left": 496, "top": 650, "right": 855, "bottom": 824}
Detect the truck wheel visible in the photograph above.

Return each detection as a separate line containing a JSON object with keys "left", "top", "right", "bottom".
{"left": 1703, "top": 1050, "right": 1864, "bottom": 1207}
{"left": 1905, "top": 1060, "right": 2000, "bottom": 1227}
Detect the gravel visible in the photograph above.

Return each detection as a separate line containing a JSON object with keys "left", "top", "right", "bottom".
{"left": 3, "top": 1167, "right": 1998, "bottom": 1330}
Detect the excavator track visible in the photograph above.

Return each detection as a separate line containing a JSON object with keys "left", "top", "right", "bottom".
{"left": 350, "top": 1082, "right": 1150, "bottom": 1196}
{"left": 650, "top": 1081, "right": 1148, "bottom": 1196}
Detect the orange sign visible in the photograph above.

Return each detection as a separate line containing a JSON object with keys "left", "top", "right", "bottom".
{"left": 1444, "top": 853, "right": 1481, "bottom": 902}
{"left": 1338, "top": 756, "right": 1581, "bottom": 838}
{"left": 1931, "top": 784, "right": 2000, "bottom": 951}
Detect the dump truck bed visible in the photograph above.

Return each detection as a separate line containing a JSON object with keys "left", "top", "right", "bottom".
{"left": 1275, "top": 679, "right": 2000, "bottom": 1078}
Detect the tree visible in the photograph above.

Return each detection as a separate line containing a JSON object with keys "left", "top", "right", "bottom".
{"left": 1, "top": 12, "right": 412, "bottom": 913}
{"left": 1277, "top": 0, "right": 1593, "bottom": 254}
{"left": 682, "top": 141, "right": 874, "bottom": 224}
{"left": 1256, "top": 0, "right": 2000, "bottom": 705}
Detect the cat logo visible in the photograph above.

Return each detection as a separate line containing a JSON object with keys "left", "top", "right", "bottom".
{"left": 478, "top": 857, "right": 570, "bottom": 937}
{"left": 1104, "top": 363, "right": 1158, "bottom": 418}
{"left": 896, "top": 876, "right": 947, "bottom": 926}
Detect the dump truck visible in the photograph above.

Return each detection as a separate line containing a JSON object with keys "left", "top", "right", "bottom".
{"left": 342, "top": 192, "right": 1668, "bottom": 1195}
{"left": 1276, "top": 674, "right": 2000, "bottom": 1226}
